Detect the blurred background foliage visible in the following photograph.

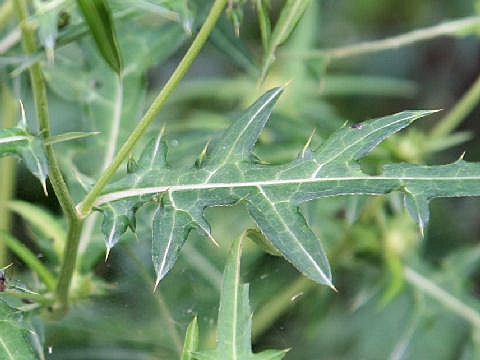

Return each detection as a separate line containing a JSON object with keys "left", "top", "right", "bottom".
{"left": 2, "top": 0, "right": 480, "bottom": 358}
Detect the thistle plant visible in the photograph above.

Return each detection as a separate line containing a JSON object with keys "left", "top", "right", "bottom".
{"left": 1, "top": 0, "right": 480, "bottom": 358}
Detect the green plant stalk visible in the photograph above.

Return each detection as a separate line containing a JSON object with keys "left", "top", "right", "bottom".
{"left": 55, "top": 218, "right": 83, "bottom": 315}
{"left": 0, "top": 83, "right": 17, "bottom": 266}
{"left": 404, "top": 266, "right": 480, "bottom": 328}
{"left": 431, "top": 71, "right": 480, "bottom": 138}
{"left": 13, "top": 0, "right": 83, "bottom": 314}
{"left": 293, "top": 16, "right": 480, "bottom": 60}
{"left": 12, "top": 0, "right": 76, "bottom": 217}
{"left": 0, "top": 230, "right": 56, "bottom": 292}
{"left": 0, "top": 290, "right": 55, "bottom": 305}
{"left": 77, "top": 0, "right": 228, "bottom": 216}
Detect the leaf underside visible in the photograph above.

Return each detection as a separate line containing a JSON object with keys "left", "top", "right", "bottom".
{"left": 96, "top": 87, "right": 480, "bottom": 288}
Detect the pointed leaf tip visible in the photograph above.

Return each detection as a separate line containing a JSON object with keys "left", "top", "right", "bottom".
{"left": 153, "top": 275, "right": 161, "bottom": 293}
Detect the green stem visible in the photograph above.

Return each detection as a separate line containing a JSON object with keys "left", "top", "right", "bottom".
{"left": 1, "top": 291, "right": 55, "bottom": 306}
{"left": 13, "top": 0, "right": 82, "bottom": 315}
{"left": 0, "top": 82, "right": 17, "bottom": 266}
{"left": 13, "top": 0, "right": 76, "bottom": 218}
{"left": 431, "top": 71, "right": 480, "bottom": 138}
{"left": 0, "top": 230, "right": 56, "bottom": 292}
{"left": 292, "top": 16, "right": 480, "bottom": 60}
{"left": 77, "top": 0, "right": 228, "bottom": 216}
{"left": 404, "top": 266, "right": 480, "bottom": 328}
{"left": 54, "top": 216, "right": 83, "bottom": 315}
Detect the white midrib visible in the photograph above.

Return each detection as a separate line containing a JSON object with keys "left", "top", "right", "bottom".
{"left": 204, "top": 87, "right": 282, "bottom": 185}
{"left": 157, "top": 192, "right": 177, "bottom": 278}
{"left": 311, "top": 113, "right": 419, "bottom": 178}
{"left": 0, "top": 136, "right": 28, "bottom": 144}
{"left": 231, "top": 242, "right": 241, "bottom": 360}
{"left": 0, "top": 334, "right": 14, "bottom": 360}
{"left": 257, "top": 185, "right": 332, "bottom": 286}
{"left": 93, "top": 175, "right": 480, "bottom": 206}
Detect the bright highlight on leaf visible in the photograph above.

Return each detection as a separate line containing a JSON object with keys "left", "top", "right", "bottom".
{"left": 95, "top": 87, "right": 480, "bottom": 289}
{"left": 0, "top": 104, "right": 48, "bottom": 195}
{"left": 191, "top": 233, "right": 288, "bottom": 360}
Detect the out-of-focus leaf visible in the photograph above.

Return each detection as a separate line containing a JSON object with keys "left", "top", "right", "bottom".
{"left": 256, "top": 0, "right": 271, "bottom": 50}
{"left": 182, "top": 316, "right": 199, "bottom": 360}
{"left": 0, "top": 300, "right": 36, "bottom": 360}
{"left": 260, "top": 0, "right": 311, "bottom": 81}
{"left": 8, "top": 200, "right": 66, "bottom": 259}
{"left": 210, "top": 17, "right": 258, "bottom": 74}
{"left": 193, "top": 233, "right": 288, "bottom": 360}
{"left": 76, "top": 0, "right": 122, "bottom": 74}
{"left": 226, "top": 0, "right": 247, "bottom": 37}
{"left": 32, "top": 0, "right": 69, "bottom": 63}
{"left": 0, "top": 110, "right": 48, "bottom": 194}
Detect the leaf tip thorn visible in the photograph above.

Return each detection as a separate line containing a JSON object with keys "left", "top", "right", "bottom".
{"left": 19, "top": 100, "right": 26, "bottom": 127}
{"left": 105, "top": 247, "right": 111, "bottom": 262}
{"left": 41, "top": 181, "right": 48, "bottom": 197}
{"left": 283, "top": 79, "right": 293, "bottom": 88}
{"left": 329, "top": 283, "right": 338, "bottom": 293}
{"left": 160, "top": 123, "right": 167, "bottom": 136}
{"left": 153, "top": 276, "right": 161, "bottom": 293}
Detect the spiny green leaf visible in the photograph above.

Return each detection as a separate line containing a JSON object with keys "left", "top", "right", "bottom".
{"left": 192, "top": 233, "right": 288, "bottom": 360}
{"left": 0, "top": 300, "right": 36, "bottom": 360}
{"left": 182, "top": 316, "right": 199, "bottom": 360}
{"left": 76, "top": 0, "right": 122, "bottom": 74}
{"left": 0, "top": 117, "right": 49, "bottom": 194}
{"left": 96, "top": 88, "right": 480, "bottom": 289}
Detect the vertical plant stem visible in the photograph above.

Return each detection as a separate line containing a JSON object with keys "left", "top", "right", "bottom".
{"left": 13, "top": 0, "right": 82, "bottom": 315}
{"left": 0, "top": 83, "right": 17, "bottom": 266}
{"left": 77, "top": 0, "right": 228, "bottom": 216}
{"left": 431, "top": 71, "right": 480, "bottom": 138}
{"left": 55, "top": 216, "right": 83, "bottom": 315}
{"left": 12, "top": 0, "right": 76, "bottom": 218}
